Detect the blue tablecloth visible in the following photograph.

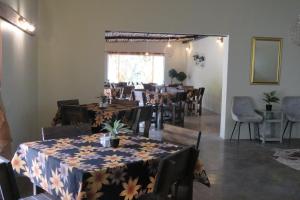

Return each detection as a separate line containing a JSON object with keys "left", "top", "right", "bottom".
{"left": 12, "top": 134, "right": 180, "bottom": 200}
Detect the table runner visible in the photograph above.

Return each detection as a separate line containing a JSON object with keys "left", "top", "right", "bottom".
{"left": 12, "top": 134, "right": 181, "bottom": 200}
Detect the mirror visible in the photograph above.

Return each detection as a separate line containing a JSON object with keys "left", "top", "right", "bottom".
{"left": 250, "top": 37, "right": 282, "bottom": 84}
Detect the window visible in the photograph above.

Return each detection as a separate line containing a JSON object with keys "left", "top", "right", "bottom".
{"left": 107, "top": 53, "right": 165, "bottom": 84}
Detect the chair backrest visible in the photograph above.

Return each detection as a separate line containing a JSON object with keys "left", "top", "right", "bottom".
{"left": 196, "top": 87, "right": 205, "bottom": 102}
{"left": 162, "top": 124, "right": 201, "bottom": 150}
{"left": 122, "top": 86, "right": 135, "bottom": 98}
{"left": 232, "top": 96, "right": 256, "bottom": 117}
{"left": 57, "top": 99, "right": 79, "bottom": 109}
{"left": 60, "top": 105, "right": 90, "bottom": 125}
{"left": 142, "top": 83, "right": 155, "bottom": 92}
{"left": 42, "top": 123, "right": 92, "bottom": 140}
{"left": 131, "top": 106, "right": 153, "bottom": 136}
{"left": 132, "top": 90, "right": 147, "bottom": 106}
{"left": 153, "top": 146, "right": 199, "bottom": 198}
{"left": 282, "top": 96, "right": 300, "bottom": 117}
{"left": 0, "top": 156, "right": 20, "bottom": 200}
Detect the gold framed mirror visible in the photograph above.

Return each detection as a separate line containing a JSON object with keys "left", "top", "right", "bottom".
{"left": 250, "top": 37, "right": 282, "bottom": 84}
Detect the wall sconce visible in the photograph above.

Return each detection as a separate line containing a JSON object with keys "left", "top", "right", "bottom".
{"left": 0, "top": 2, "right": 36, "bottom": 35}
{"left": 185, "top": 43, "right": 191, "bottom": 53}
{"left": 216, "top": 37, "right": 224, "bottom": 45}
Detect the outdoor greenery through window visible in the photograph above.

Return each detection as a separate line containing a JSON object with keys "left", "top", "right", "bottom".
{"left": 107, "top": 53, "right": 165, "bottom": 84}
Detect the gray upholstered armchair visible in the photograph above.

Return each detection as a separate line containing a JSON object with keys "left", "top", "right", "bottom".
{"left": 230, "top": 96, "right": 263, "bottom": 142}
{"left": 281, "top": 96, "right": 300, "bottom": 143}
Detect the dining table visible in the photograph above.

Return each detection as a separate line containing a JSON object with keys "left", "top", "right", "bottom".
{"left": 52, "top": 103, "right": 137, "bottom": 131}
{"left": 12, "top": 133, "right": 209, "bottom": 200}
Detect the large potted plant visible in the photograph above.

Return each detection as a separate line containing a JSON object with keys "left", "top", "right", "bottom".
{"left": 263, "top": 91, "right": 280, "bottom": 111}
{"left": 102, "top": 120, "right": 129, "bottom": 148}
{"left": 168, "top": 69, "right": 178, "bottom": 84}
{"left": 176, "top": 72, "right": 187, "bottom": 84}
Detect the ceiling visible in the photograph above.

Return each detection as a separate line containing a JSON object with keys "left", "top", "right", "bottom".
{"left": 105, "top": 31, "right": 206, "bottom": 43}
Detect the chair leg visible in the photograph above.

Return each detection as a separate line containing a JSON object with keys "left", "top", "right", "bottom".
{"left": 248, "top": 123, "right": 252, "bottom": 141}
{"left": 289, "top": 122, "right": 294, "bottom": 144}
{"left": 230, "top": 122, "right": 238, "bottom": 142}
{"left": 238, "top": 122, "right": 242, "bottom": 142}
{"left": 282, "top": 121, "right": 289, "bottom": 141}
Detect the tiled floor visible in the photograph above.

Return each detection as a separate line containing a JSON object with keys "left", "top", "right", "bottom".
{"left": 18, "top": 109, "right": 300, "bottom": 199}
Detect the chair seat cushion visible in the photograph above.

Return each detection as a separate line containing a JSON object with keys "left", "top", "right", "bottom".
{"left": 286, "top": 114, "right": 300, "bottom": 122}
{"left": 21, "top": 193, "right": 55, "bottom": 200}
{"left": 232, "top": 113, "right": 263, "bottom": 123}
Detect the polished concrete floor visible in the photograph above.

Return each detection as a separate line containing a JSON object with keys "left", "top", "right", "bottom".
{"left": 181, "top": 110, "right": 300, "bottom": 200}
{"left": 18, "top": 110, "right": 300, "bottom": 199}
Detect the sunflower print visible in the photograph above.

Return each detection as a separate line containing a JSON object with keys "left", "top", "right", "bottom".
{"left": 120, "top": 177, "right": 141, "bottom": 200}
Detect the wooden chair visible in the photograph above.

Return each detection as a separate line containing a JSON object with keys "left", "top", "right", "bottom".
{"left": 0, "top": 156, "right": 54, "bottom": 200}
{"left": 170, "top": 92, "right": 187, "bottom": 126}
{"left": 162, "top": 124, "right": 201, "bottom": 150}
{"left": 132, "top": 90, "right": 147, "bottom": 106}
{"left": 138, "top": 146, "right": 199, "bottom": 200}
{"left": 57, "top": 99, "right": 79, "bottom": 109}
{"left": 131, "top": 106, "right": 153, "bottom": 137}
{"left": 194, "top": 87, "right": 205, "bottom": 115}
{"left": 42, "top": 124, "right": 92, "bottom": 140}
{"left": 61, "top": 105, "right": 90, "bottom": 125}
{"left": 121, "top": 86, "right": 135, "bottom": 99}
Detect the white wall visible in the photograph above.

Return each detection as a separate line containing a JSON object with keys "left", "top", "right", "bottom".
{"left": 186, "top": 37, "right": 226, "bottom": 113}
{"left": 105, "top": 41, "right": 187, "bottom": 84}
{"left": 38, "top": 0, "right": 300, "bottom": 139}
{"left": 0, "top": 0, "right": 38, "bottom": 150}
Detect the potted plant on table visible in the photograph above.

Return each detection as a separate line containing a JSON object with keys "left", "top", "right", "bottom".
{"left": 168, "top": 69, "right": 178, "bottom": 84}
{"left": 263, "top": 91, "right": 280, "bottom": 111}
{"left": 176, "top": 72, "right": 187, "bottom": 84}
{"left": 102, "top": 120, "right": 129, "bottom": 148}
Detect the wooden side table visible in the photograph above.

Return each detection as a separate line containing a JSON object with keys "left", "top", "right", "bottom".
{"left": 259, "top": 110, "right": 283, "bottom": 143}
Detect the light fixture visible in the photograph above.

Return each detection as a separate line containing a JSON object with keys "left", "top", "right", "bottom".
{"left": 18, "top": 17, "right": 36, "bottom": 33}
{"left": 167, "top": 38, "right": 172, "bottom": 48}
{"left": 290, "top": 15, "right": 300, "bottom": 46}
{"left": 185, "top": 43, "right": 191, "bottom": 53}
{"left": 216, "top": 37, "right": 224, "bottom": 45}
{"left": 0, "top": 2, "right": 36, "bottom": 35}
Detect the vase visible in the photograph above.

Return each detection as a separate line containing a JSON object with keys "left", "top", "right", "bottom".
{"left": 266, "top": 104, "right": 272, "bottom": 111}
{"left": 110, "top": 138, "right": 120, "bottom": 148}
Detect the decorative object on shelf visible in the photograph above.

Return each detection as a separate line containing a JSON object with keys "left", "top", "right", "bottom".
{"left": 168, "top": 69, "right": 178, "bottom": 84}
{"left": 0, "top": 1, "right": 36, "bottom": 35}
{"left": 290, "top": 15, "right": 300, "bottom": 46}
{"left": 176, "top": 72, "right": 187, "bottom": 83}
{"left": 263, "top": 91, "right": 280, "bottom": 111}
{"left": 193, "top": 53, "right": 205, "bottom": 67}
{"left": 102, "top": 120, "right": 129, "bottom": 148}
{"left": 250, "top": 37, "right": 282, "bottom": 84}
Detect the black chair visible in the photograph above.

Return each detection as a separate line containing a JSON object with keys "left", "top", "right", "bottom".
{"left": 195, "top": 88, "right": 205, "bottom": 115}
{"left": 131, "top": 106, "right": 153, "bottom": 137}
{"left": 57, "top": 99, "right": 79, "bottom": 109}
{"left": 121, "top": 86, "right": 135, "bottom": 99}
{"left": 132, "top": 90, "right": 147, "bottom": 106}
{"left": 60, "top": 105, "right": 90, "bottom": 125}
{"left": 42, "top": 124, "right": 92, "bottom": 140}
{"left": 0, "top": 156, "right": 54, "bottom": 200}
{"left": 139, "top": 146, "right": 199, "bottom": 200}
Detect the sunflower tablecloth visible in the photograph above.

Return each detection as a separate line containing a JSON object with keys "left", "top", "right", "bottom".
{"left": 12, "top": 134, "right": 209, "bottom": 200}
{"left": 52, "top": 103, "right": 137, "bottom": 130}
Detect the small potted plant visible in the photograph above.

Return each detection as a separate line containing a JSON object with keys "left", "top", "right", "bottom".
{"left": 102, "top": 120, "right": 129, "bottom": 148}
{"left": 168, "top": 69, "right": 178, "bottom": 84}
{"left": 263, "top": 91, "right": 280, "bottom": 111}
{"left": 176, "top": 72, "right": 187, "bottom": 84}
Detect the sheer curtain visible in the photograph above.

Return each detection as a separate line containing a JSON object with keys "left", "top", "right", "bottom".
{"left": 107, "top": 53, "right": 165, "bottom": 84}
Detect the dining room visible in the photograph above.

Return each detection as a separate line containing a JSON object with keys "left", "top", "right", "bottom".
{"left": 1, "top": 0, "right": 300, "bottom": 200}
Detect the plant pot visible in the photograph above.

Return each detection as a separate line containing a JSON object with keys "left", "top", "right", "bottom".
{"left": 266, "top": 104, "right": 272, "bottom": 111}
{"left": 110, "top": 138, "right": 120, "bottom": 148}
